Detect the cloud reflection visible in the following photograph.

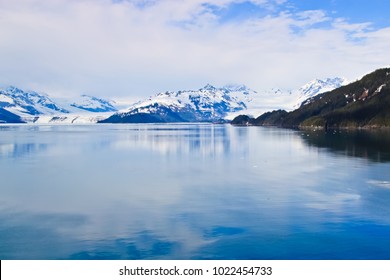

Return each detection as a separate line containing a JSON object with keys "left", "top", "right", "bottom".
{"left": 1, "top": 124, "right": 390, "bottom": 259}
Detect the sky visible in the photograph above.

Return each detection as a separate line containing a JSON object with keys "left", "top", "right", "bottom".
{"left": 1, "top": 0, "right": 390, "bottom": 100}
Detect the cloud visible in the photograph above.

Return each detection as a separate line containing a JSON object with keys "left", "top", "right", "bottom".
{"left": 294, "top": 10, "right": 330, "bottom": 27}
{"left": 0, "top": 0, "right": 390, "bottom": 99}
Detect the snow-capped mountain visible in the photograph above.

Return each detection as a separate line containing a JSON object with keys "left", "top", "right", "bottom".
{"left": 0, "top": 85, "right": 117, "bottom": 123}
{"left": 294, "top": 77, "right": 348, "bottom": 108}
{"left": 0, "top": 86, "right": 69, "bottom": 116}
{"left": 70, "top": 94, "right": 117, "bottom": 112}
{"left": 100, "top": 84, "right": 256, "bottom": 123}
{"left": 0, "top": 77, "right": 347, "bottom": 124}
{"left": 232, "top": 68, "right": 390, "bottom": 129}
{"left": 224, "top": 77, "right": 348, "bottom": 119}
{"left": 101, "top": 78, "right": 346, "bottom": 123}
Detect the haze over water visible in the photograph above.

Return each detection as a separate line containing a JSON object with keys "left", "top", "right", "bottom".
{"left": 0, "top": 124, "right": 390, "bottom": 259}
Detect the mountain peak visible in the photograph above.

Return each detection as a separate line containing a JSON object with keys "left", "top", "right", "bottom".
{"left": 104, "top": 83, "right": 256, "bottom": 123}
{"left": 222, "top": 84, "right": 257, "bottom": 95}
{"left": 70, "top": 94, "right": 117, "bottom": 112}
{"left": 201, "top": 84, "right": 217, "bottom": 91}
{"left": 257, "top": 68, "right": 390, "bottom": 129}
{"left": 0, "top": 84, "right": 118, "bottom": 123}
{"left": 298, "top": 77, "right": 347, "bottom": 97}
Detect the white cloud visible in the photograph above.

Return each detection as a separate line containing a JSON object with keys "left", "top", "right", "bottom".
{"left": 0, "top": 0, "right": 390, "bottom": 100}
{"left": 294, "top": 10, "right": 330, "bottom": 27}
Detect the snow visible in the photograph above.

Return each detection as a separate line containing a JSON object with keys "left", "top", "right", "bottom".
{"left": 123, "top": 85, "right": 251, "bottom": 120}
{"left": 292, "top": 77, "right": 348, "bottom": 108}
{"left": 375, "top": 84, "right": 386, "bottom": 93}
{"left": 0, "top": 94, "right": 14, "bottom": 103}
{"left": 117, "top": 77, "right": 347, "bottom": 121}
{"left": 1, "top": 77, "right": 347, "bottom": 123}
{"left": 1, "top": 85, "right": 118, "bottom": 123}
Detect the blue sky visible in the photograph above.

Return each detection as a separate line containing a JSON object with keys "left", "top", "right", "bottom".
{"left": 210, "top": 0, "right": 390, "bottom": 29}
{"left": 292, "top": 0, "right": 390, "bottom": 28}
{"left": 0, "top": 0, "right": 390, "bottom": 100}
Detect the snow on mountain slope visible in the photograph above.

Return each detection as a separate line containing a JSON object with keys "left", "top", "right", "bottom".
{"left": 103, "top": 78, "right": 347, "bottom": 123}
{"left": 294, "top": 77, "right": 348, "bottom": 108}
{"left": 1, "top": 77, "right": 347, "bottom": 124}
{"left": 0, "top": 85, "right": 69, "bottom": 117}
{"left": 70, "top": 94, "right": 117, "bottom": 112}
{"left": 226, "top": 77, "right": 348, "bottom": 119}
{"left": 103, "top": 84, "right": 255, "bottom": 123}
{"left": 0, "top": 85, "right": 118, "bottom": 123}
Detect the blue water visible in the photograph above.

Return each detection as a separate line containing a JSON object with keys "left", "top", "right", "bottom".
{"left": 0, "top": 124, "right": 390, "bottom": 260}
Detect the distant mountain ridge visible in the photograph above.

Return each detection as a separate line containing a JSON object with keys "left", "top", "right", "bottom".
{"left": 232, "top": 68, "right": 390, "bottom": 129}
{"left": 100, "top": 84, "right": 255, "bottom": 123}
{"left": 0, "top": 85, "right": 117, "bottom": 123}
{"left": 0, "top": 86, "right": 69, "bottom": 115}
{"left": 100, "top": 78, "right": 345, "bottom": 123}
{"left": 0, "top": 76, "right": 347, "bottom": 124}
{"left": 70, "top": 94, "right": 117, "bottom": 112}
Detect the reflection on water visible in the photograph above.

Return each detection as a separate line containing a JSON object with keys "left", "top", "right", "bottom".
{"left": 111, "top": 124, "right": 234, "bottom": 157}
{"left": 300, "top": 129, "right": 390, "bottom": 162}
{"left": 0, "top": 143, "right": 47, "bottom": 158}
{"left": 0, "top": 124, "right": 390, "bottom": 259}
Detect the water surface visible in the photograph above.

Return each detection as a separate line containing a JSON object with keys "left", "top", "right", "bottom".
{"left": 0, "top": 124, "right": 390, "bottom": 259}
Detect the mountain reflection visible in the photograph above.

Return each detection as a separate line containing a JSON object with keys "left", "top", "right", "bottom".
{"left": 299, "top": 129, "right": 390, "bottom": 162}
{"left": 112, "top": 124, "right": 236, "bottom": 157}
{"left": 0, "top": 143, "right": 47, "bottom": 159}
{"left": 2, "top": 124, "right": 390, "bottom": 260}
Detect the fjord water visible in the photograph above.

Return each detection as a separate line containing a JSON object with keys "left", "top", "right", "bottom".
{"left": 1, "top": 124, "right": 390, "bottom": 260}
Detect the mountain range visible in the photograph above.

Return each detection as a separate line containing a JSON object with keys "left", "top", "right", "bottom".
{"left": 2, "top": 68, "right": 388, "bottom": 128}
{"left": 0, "top": 85, "right": 117, "bottom": 123}
{"left": 99, "top": 78, "right": 346, "bottom": 123}
{"left": 100, "top": 84, "right": 253, "bottom": 123}
{"left": 0, "top": 77, "right": 347, "bottom": 124}
{"left": 232, "top": 68, "right": 390, "bottom": 129}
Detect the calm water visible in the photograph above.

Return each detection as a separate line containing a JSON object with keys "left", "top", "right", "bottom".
{"left": 1, "top": 124, "right": 390, "bottom": 260}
